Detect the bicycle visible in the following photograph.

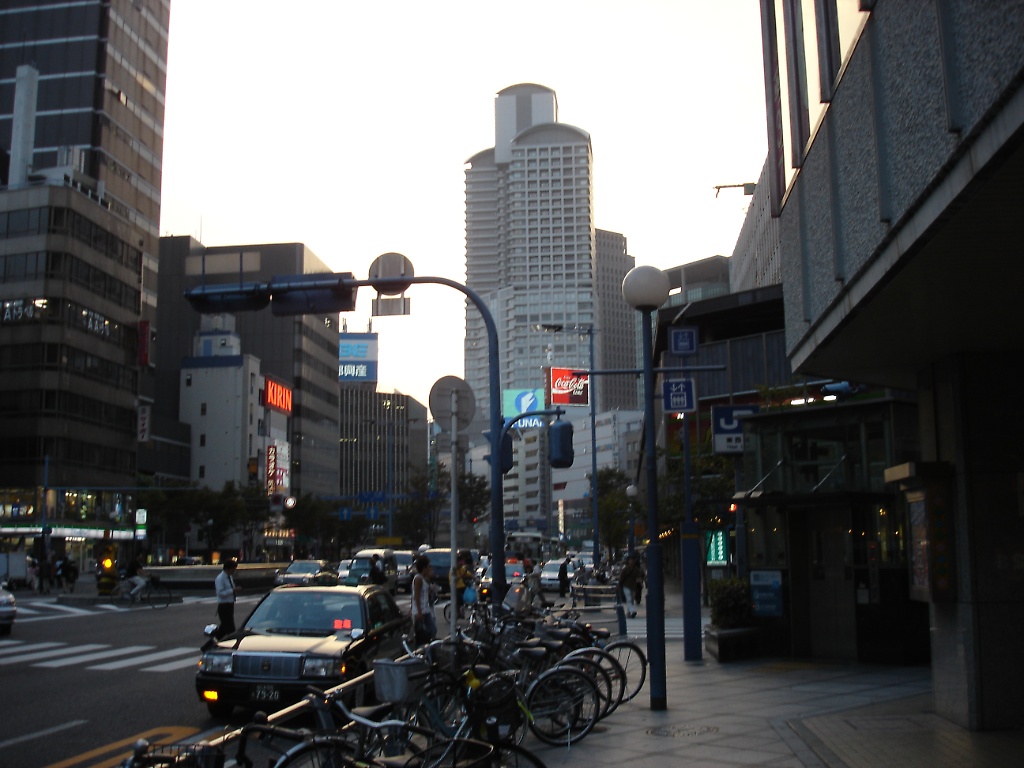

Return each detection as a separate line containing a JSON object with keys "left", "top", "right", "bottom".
{"left": 109, "top": 575, "right": 171, "bottom": 609}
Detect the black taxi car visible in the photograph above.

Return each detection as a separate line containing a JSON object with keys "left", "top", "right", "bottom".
{"left": 196, "top": 584, "right": 410, "bottom": 717}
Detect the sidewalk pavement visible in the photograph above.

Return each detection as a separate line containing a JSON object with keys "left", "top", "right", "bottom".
{"left": 527, "top": 581, "right": 1024, "bottom": 767}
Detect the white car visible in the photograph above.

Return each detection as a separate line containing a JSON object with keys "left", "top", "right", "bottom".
{"left": 0, "top": 582, "right": 16, "bottom": 635}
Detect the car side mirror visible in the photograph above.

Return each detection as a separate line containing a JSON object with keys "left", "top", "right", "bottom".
{"left": 349, "top": 628, "right": 364, "bottom": 640}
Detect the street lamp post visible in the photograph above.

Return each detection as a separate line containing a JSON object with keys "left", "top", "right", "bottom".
{"left": 622, "top": 265, "right": 670, "bottom": 712}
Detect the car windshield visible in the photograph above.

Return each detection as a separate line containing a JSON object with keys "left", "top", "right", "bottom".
{"left": 246, "top": 591, "right": 363, "bottom": 636}
{"left": 286, "top": 561, "right": 322, "bottom": 574}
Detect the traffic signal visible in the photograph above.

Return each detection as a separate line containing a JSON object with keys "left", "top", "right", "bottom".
{"left": 548, "top": 420, "right": 574, "bottom": 468}
{"left": 501, "top": 432, "right": 514, "bottom": 473}
{"left": 270, "top": 273, "right": 357, "bottom": 316}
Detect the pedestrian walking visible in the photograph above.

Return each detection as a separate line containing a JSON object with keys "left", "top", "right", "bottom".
{"left": 212, "top": 558, "right": 240, "bottom": 641}
{"left": 64, "top": 557, "right": 79, "bottom": 593}
{"left": 558, "top": 556, "right": 572, "bottom": 597}
{"left": 618, "top": 555, "right": 642, "bottom": 618}
{"left": 411, "top": 556, "right": 437, "bottom": 645}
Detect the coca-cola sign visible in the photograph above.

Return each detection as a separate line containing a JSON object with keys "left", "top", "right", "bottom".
{"left": 550, "top": 367, "right": 590, "bottom": 406}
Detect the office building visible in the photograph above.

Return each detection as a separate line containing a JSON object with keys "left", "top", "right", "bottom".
{"left": 463, "top": 84, "right": 638, "bottom": 432}
{"left": 0, "top": 1, "right": 169, "bottom": 560}
{"left": 156, "top": 237, "right": 342, "bottom": 499}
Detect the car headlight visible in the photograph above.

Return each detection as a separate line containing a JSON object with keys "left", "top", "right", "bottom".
{"left": 200, "top": 653, "right": 233, "bottom": 674}
{"left": 302, "top": 656, "right": 343, "bottom": 678}
{"left": 1, "top": 594, "right": 14, "bottom": 607}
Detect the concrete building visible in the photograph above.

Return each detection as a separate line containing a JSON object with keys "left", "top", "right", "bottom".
{"left": 0, "top": 2, "right": 169, "bottom": 561}
{"left": 463, "top": 84, "right": 638, "bottom": 433}
{"left": 753, "top": 1, "right": 1024, "bottom": 730}
{"left": 156, "top": 237, "right": 343, "bottom": 499}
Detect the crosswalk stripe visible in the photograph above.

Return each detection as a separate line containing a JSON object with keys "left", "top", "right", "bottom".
{"left": 0, "top": 641, "right": 64, "bottom": 655}
{"left": 142, "top": 655, "right": 203, "bottom": 672}
{"left": 0, "top": 644, "right": 107, "bottom": 665}
{"left": 92, "top": 647, "right": 199, "bottom": 670}
{"left": 35, "top": 644, "right": 155, "bottom": 667}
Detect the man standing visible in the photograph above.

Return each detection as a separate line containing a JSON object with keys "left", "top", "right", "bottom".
{"left": 558, "top": 556, "right": 572, "bottom": 598}
{"left": 214, "top": 558, "right": 240, "bottom": 640}
{"left": 618, "top": 555, "right": 641, "bottom": 618}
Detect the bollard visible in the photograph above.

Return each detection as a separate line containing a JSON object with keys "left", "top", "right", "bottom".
{"left": 615, "top": 600, "right": 627, "bottom": 636}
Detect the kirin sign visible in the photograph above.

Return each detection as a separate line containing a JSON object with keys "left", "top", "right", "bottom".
{"left": 550, "top": 367, "right": 589, "bottom": 407}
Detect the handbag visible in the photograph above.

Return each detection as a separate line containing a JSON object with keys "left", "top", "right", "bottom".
{"left": 463, "top": 585, "right": 478, "bottom": 604}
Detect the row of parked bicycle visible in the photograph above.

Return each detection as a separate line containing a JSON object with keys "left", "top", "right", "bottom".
{"left": 124, "top": 595, "right": 646, "bottom": 767}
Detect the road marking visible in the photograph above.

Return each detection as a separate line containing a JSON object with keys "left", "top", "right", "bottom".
{"left": 0, "top": 720, "right": 89, "bottom": 750}
{"left": 35, "top": 644, "right": 155, "bottom": 667}
{"left": 142, "top": 655, "right": 204, "bottom": 672}
{"left": 91, "top": 647, "right": 199, "bottom": 670}
{"left": 0, "top": 644, "right": 108, "bottom": 665}
{"left": 0, "top": 643, "right": 69, "bottom": 663}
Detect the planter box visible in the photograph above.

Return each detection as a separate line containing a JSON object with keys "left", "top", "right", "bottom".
{"left": 705, "top": 626, "right": 761, "bottom": 662}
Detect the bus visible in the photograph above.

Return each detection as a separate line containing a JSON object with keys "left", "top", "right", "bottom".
{"left": 504, "top": 532, "right": 562, "bottom": 564}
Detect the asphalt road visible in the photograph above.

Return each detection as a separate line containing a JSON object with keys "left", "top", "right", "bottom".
{"left": 1, "top": 592, "right": 261, "bottom": 768}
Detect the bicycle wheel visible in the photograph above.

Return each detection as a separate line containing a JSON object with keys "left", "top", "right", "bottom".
{"left": 489, "top": 741, "right": 547, "bottom": 768}
{"left": 410, "top": 678, "right": 467, "bottom": 740}
{"left": 561, "top": 647, "right": 627, "bottom": 717}
{"left": 274, "top": 737, "right": 356, "bottom": 768}
{"left": 524, "top": 667, "right": 599, "bottom": 746}
{"left": 403, "top": 738, "right": 492, "bottom": 768}
{"left": 109, "top": 582, "right": 128, "bottom": 606}
{"left": 603, "top": 640, "right": 647, "bottom": 701}
{"left": 556, "top": 653, "right": 618, "bottom": 720}
{"left": 148, "top": 585, "right": 169, "bottom": 610}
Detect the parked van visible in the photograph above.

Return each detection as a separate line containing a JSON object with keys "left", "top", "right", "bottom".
{"left": 344, "top": 548, "right": 399, "bottom": 594}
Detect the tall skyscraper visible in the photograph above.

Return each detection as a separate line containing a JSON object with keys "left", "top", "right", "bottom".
{"left": 0, "top": 3, "right": 169, "bottom": 549}
{"left": 463, "top": 84, "right": 637, "bottom": 433}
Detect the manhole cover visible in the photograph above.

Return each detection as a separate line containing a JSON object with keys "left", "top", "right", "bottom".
{"left": 647, "top": 725, "right": 719, "bottom": 738}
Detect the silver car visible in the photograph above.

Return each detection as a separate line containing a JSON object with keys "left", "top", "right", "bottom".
{"left": 0, "top": 582, "right": 16, "bottom": 635}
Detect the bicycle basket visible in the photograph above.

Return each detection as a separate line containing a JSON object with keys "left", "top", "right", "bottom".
{"left": 129, "top": 742, "right": 223, "bottom": 768}
{"left": 402, "top": 738, "right": 493, "bottom": 768}
{"left": 374, "top": 657, "right": 428, "bottom": 703}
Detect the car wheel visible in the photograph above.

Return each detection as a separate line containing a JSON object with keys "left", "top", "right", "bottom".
{"left": 206, "top": 701, "right": 234, "bottom": 718}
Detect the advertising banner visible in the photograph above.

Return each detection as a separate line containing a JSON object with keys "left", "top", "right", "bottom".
{"left": 339, "top": 332, "right": 379, "bottom": 382}
{"left": 550, "top": 367, "right": 589, "bottom": 407}
{"left": 503, "top": 389, "right": 546, "bottom": 428}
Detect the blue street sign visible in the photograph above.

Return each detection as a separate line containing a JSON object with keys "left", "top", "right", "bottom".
{"left": 338, "top": 507, "right": 352, "bottom": 521}
{"left": 663, "top": 378, "right": 697, "bottom": 413}
{"left": 670, "top": 326, "right": 699, "bottom": 356}
{"left": 711, "top": 404, "right": 760, "bottom": 454}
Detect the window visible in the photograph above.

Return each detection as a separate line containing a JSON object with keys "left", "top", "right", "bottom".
{"left": 200, "top": 402, "right": 207, "bottom": 416}
{"left": 199, "top": 434, "right": 206, "bottom": 447}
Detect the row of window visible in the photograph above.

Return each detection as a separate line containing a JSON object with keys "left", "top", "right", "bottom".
{"left": 0, "top": 386, "right": 136, "bottom": 435}
{"left": 1, "top": 295, "right": 137, "bottom": 354}
{"left": 0, "top": 342, "right": 137, "bottom": 392}
{"left": 0, "top": 435, "right": 135, "bottom": 478}
{"left": 0, "top": 205, "right": 143, "bottom": 273}
{"left": 0, "top": 249, "right": 141, "bottom": 311}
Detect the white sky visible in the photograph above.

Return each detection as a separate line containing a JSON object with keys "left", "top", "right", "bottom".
{"left": 159, "top": 0, "right": 768, "bottom": 409}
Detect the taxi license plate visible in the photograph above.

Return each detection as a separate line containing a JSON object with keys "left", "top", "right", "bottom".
{"left": 252, "top": 684, "right": 280, "bottom": 702}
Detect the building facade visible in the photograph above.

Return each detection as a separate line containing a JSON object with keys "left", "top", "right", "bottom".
{"left": 0, "top": 1, "right": 169, "bottom": 564}
{"left": 156, "top": 237, "right": 342, "bottom": 500}
{"left": 757, "top": 0, "right": 1024, "bottom": 730}
{"left": 463, "top": 84, "right": 638, "bottom": 436}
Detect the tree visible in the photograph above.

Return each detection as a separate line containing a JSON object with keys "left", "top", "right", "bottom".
{"left": 394, "top": 470, "right": 447, "bottom": 545}
{"left": 595, "top": 468, "right": 631, "bottom": 561}
{"left": 456, "top": 472, "right": 489, "bottom": 525}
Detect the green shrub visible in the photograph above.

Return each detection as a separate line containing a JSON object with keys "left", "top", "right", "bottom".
{"left": 709, "top": 577, "right": 752, "bottom": 629}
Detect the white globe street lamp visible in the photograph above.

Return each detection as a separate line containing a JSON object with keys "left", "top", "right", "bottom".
{"left": 621, "top": 264, "right": 670, "bottom": 711}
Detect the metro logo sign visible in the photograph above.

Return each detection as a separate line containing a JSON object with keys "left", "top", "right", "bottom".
{"left": 263, "top": 378, "right": 293, "bottom": 415}
{"left": 550, "top": 367, "right": 589, "bottom": 407}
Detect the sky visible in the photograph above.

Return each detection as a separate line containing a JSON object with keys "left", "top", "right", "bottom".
{"left": 159, "top": 0, "right": 769, "bottom": 409}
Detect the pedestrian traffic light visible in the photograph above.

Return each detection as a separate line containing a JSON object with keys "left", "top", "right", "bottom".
{"left": 549, "top": 420, "right": 574, "bottom": 468}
